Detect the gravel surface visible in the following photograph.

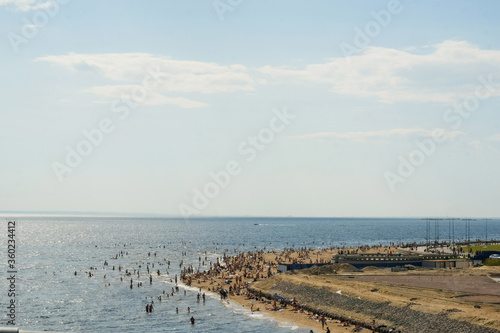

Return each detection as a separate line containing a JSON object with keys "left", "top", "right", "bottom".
{"left": 257, "top": 281, "right": 500, "bottom": 333}
{"left": 334, "top": 275, "right": 500, "bottom": 296}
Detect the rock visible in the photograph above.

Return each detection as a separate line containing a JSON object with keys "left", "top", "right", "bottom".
{"left": 256, "top": 281, "right": 500, "bottom": 333}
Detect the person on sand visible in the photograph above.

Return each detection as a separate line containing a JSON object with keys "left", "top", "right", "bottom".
{"left": 326, "top": 327, "right": 330, "bottom": 333}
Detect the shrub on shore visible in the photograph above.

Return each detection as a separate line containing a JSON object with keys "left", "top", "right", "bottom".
{"left": 483, "top": 258, "right": 500, "bottom": 266}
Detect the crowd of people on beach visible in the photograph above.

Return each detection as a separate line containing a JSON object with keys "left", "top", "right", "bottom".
{"left": 65, "top": 234, "right": 500, "bottom": 332}
{"left": 72, "top": 243, "right": 214, "bottom": 326}
{"left": 179, "top": 245, "right": 397, "bottom": 332}
{"left": 75, "top": 242, "right": 396, "bottom": 331}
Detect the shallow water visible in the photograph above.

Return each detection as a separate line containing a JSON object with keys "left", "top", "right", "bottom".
{"left": 0, "top": 216, "right": 498, "bottom": 332}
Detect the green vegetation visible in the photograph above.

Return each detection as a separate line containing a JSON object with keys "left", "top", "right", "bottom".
{"left": 483, "top": 258, "right": 500, "bottom": 266}
{"left": 459, "top": 244, "right": 500, "bottom": 252}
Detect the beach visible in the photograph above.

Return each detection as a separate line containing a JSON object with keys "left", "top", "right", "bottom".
{"left": 185, "top": 246, "right": 500, "bottom": 333}
{"left": 184, "top": 246, "right": 393, "bottom": 332}
{"left": 5, "top": 216, "right": 500, "bottom": 332}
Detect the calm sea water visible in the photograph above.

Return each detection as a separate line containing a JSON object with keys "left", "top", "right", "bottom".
{"left": 1, "top": 216, "right": 499, "bottom": 332}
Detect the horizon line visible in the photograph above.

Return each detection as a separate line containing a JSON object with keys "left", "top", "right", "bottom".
{"left": 0, "top": 211, "right": 498, "bottom": 220}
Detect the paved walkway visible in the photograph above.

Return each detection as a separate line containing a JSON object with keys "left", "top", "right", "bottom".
{"left": 336, "top": 275, "right": 500, "bottom": 296}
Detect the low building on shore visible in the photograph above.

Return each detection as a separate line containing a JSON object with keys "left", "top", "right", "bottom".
{"left": 332, "top": 253, "right": 468, "bottom": 269}
{"left": 277, "top": 253, "right": 473, "bottom": 273}
{"left": 421, "top": 259, "right": 472, "bottom": 269}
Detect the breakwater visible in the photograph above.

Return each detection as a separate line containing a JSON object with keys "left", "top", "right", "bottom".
{"left": 249, "top": 282, "right": 500, "bottom": 333}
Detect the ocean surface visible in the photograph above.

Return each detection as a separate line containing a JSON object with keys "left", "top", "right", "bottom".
{"left": 1, "top": 215, "right": 499, "bottom": 332}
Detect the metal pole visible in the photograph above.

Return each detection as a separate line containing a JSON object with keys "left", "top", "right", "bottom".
{"left": 452, "top": 218, "right": 455, "bottom": 246}
{"left": 462, "top": 218, "right": 470, "bottom": 252}
{"left": 468, "top": 219, "right": 470, "bottom": 247}
{"left": 435, "top": 218, "right": 438, "bottom": 246}
{"left": 448, "top": 219, "right": 451, "bottom": 246}
{"left": 421, "top": 218, "right": 431, "bottom": 251}
{"left": 425, "top": 218, "right": 430, "bottom": 251}
{"left": 427, "top": 219, "right": 430, "bottom": 250}
{"left": 483, "top": 218, "right": 491, "bottom": 244}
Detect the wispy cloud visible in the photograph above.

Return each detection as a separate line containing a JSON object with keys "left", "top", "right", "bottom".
{"left": 0, "top": 0, "right": 53, "bottom": 11}
{"left": 259, "top": 41, "right": 500, "bottom": 103}
{"left": 468, "top": 140, "right": 484, "bottom": 152}
{"left": 35, "top": 53, "right": 255, "bottom": 108}
{"left": 295, "top": 128, "right": 465, "bottom": 142}
{"left": 85, "top": 85, "right": 208, "bottom": 109}
{"left": 488, "top": 133, "right": 500, "bottom": 141}
{"left": 35, "top": 41, "right": 500, "bottom": 108}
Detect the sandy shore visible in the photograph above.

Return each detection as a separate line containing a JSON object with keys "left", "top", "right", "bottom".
{"left": 183, "top": 245, "right": 500, "bottom": 332}
{"left": 184, "top": 246, "right": 398, "bottom": 332}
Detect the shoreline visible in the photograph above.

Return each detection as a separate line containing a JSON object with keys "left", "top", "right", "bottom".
{"left": 183, "top": 246, "right": 397, "bottom": 332}
{"left": 186, "top": 269, "right": 366, "bottom": 333}
{"left": 183, "top": 246, "right": 500, "bottom": 333}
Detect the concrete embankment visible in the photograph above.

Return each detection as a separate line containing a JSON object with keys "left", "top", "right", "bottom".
{"left": 249, "top": 281, "right": 500, "bottom": 333}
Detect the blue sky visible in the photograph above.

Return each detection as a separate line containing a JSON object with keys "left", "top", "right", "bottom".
{"left": 1, "top": 0, "right": 500, "bottom": 217}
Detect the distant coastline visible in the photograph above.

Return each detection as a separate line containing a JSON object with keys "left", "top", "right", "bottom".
{"left": 1, "top": 211, "right": 499, "bottom": 219}
{"left": 0, "top": 211, "right": 173, "bottom": 217}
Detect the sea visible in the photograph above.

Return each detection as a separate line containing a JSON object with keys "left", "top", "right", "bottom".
{"left": 0, "top": 215, "right": 499, "bottom": 332}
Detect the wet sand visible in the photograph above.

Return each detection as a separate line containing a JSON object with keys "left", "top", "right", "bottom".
{"left": 184, "top": 246, "right": 500, "bottom": 332}
{"left": 184, "top": 246, "right": 398, "bottom": 332}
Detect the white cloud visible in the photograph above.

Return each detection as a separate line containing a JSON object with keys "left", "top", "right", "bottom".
{"left": 259, "top": 41, "right": 500, "bottom": 103}
{"left": 36, "top": 53, "right": 255, "bottom": 107}
{"left": 34, "top": 42, "right": 500, "bottom": 108}
{"left": 488, "top": 134, "right": 500, "bottom": 141}
{"left": 85, "top": 85, "right": 208, "bottom": 108}
{"left": 468, "top": 140, "right": 484, "bottom": 152}
{"left": 0, "top": 0, "right": 53, "bottom": 11}
{"left": 295, "top": 128, "right": 465, "bottom": 142}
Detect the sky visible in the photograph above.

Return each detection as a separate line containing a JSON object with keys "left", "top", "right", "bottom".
{"left": 1, "top": 0, "right": 500, "bottom": 217}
